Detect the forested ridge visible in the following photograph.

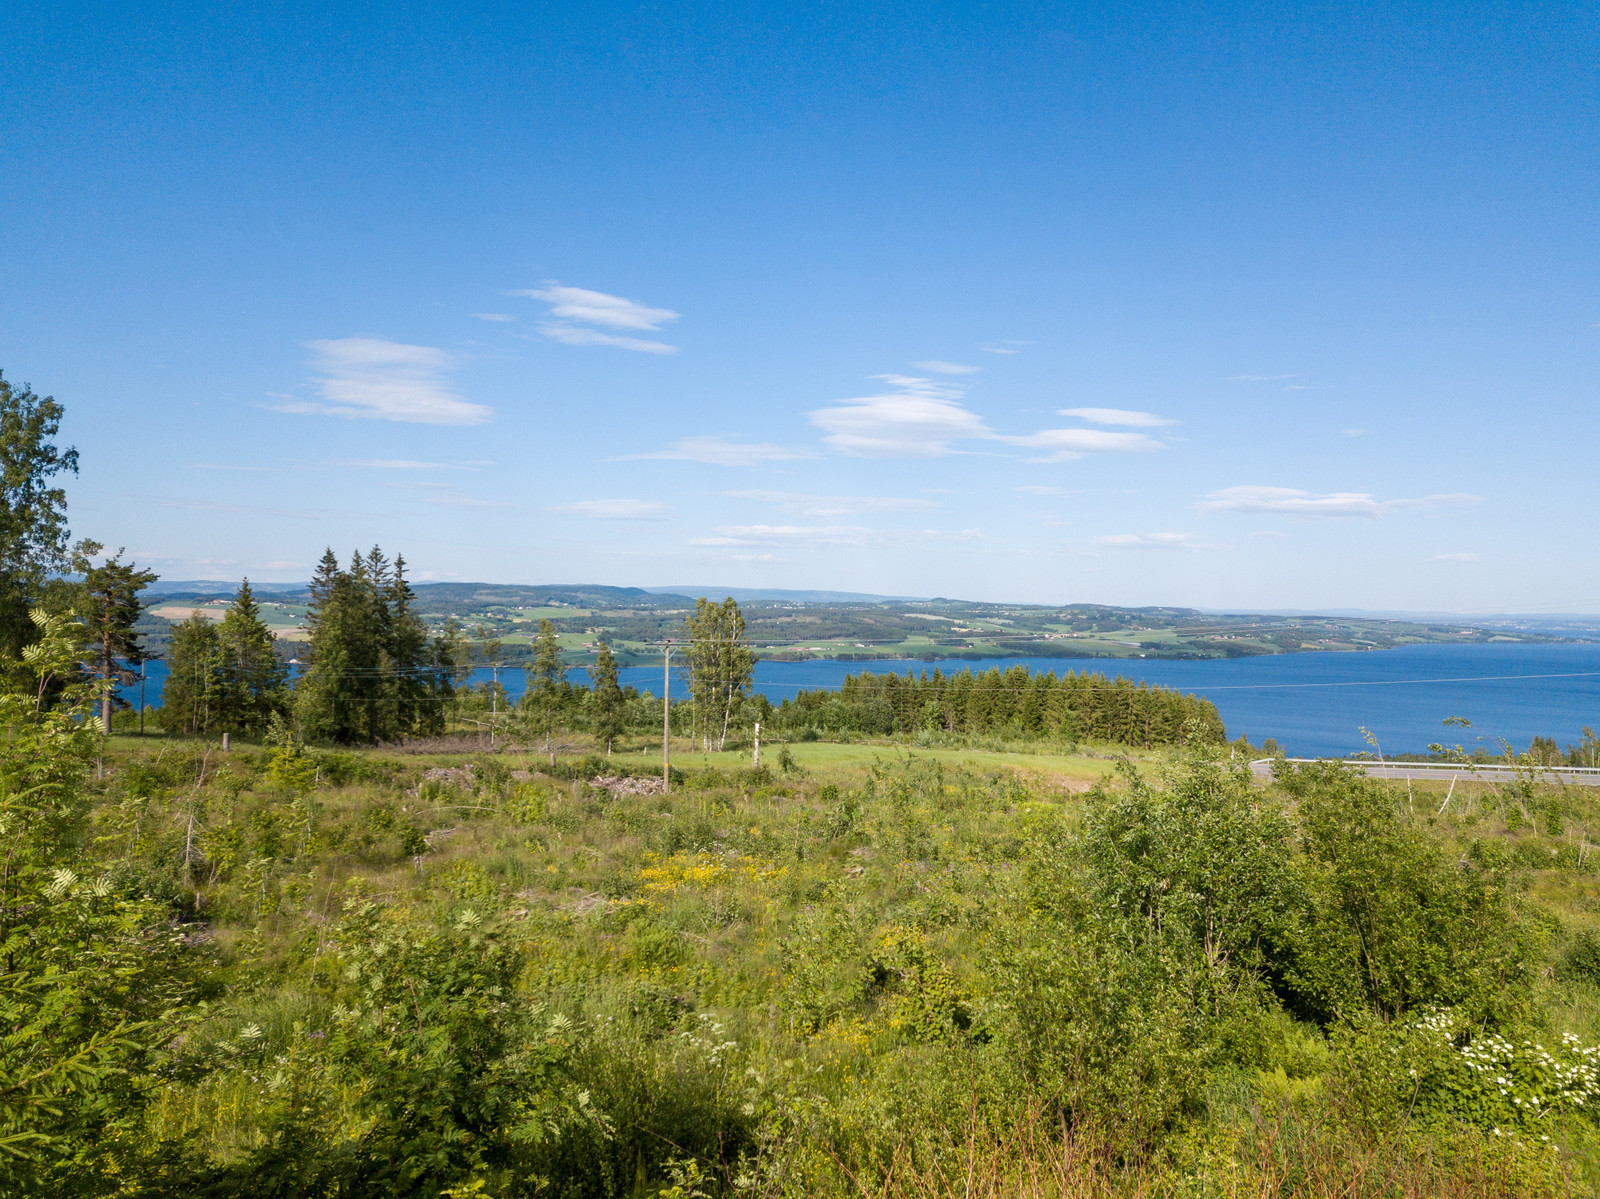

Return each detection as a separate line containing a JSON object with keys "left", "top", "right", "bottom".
{"left": 132, "top": 582, "right": 1551, "bottom": 668}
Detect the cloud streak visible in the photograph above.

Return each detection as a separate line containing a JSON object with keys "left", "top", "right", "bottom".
{"left": 624, "top": 436, "right": 814, "bottom": 467}
{"left": 690, "top": 525, "right": 981, "bottom": 550}
{"left": 538, "top": 325, "right": 678, "bottom": 354}
{"left": 519, "top": 283, "right": 681, "bottom": 353}
{"left": 913, "top": 360, "right": 981, "bottom": 375}
{"left": 551, "top": 499, "right": 669, "bottom": 520}
{"left": 807, "top": 375, "right": 1172, "bottom": 461}
{"left": 1197, "top": 486, "right": 1482, "bottom": 518}
{"left": 722, "top": 489, "right": 940, "bottom": 516}
{"left": 277, "top": 339, "right": 491, "bottom": 425}
{"left": 1093, "top": 532, "right": 1209, "bottom": 551}
{"left": 808, "top": 375, "right": 991, "bottom": 458}
{"left": 1058, "top": 407, "right": 1177, "bottom": 427}
{"left": 1001, "top": 428, "right": 1163, "bottom": 462}
{"left": 333, "top": 459, "right": 494, "bottom": 471}
{"left": 147, "top": 497, "right": 377, "bottom": 520}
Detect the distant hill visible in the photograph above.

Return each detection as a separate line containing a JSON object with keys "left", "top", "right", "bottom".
{"left": 144, "top": 579, "right": 284, "bottom": 596}
{"left": 135, "top": 580, "right": 1566, "bottom": 665}
{"left": 644, "top": 586, "right": 928, "bottom": 603}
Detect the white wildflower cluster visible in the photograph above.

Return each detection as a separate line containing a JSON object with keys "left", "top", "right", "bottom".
{"left": 1413, "top": 1008, "right": 1600, "bottom": 1121}
{"left": 677, "top": 1013, "right": 740, "bottom": 1067}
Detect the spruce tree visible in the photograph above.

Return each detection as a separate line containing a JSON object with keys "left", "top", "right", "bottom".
{"left": 296, "top": 546, "right": 454, "bottom": 744}
{"left": 588, "top": 640, "right": 624, "bottom": 755}
{"left": 215, "top": 579, "right": 288, "bottom": 735}
{"left": 387, "top": 554, "right": 444, "bottom": 736}
{"left": 526, "top": 619, "right": 568, "bottom": 765}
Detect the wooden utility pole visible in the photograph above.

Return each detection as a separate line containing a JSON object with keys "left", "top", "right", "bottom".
{"left": 753, "top": 721, "right": 761, "bottom": 768}
{"left": 662, "top": 642, "right": 674, "bottom": 792}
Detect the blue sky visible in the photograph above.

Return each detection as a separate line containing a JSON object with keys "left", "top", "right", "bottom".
{"left": 2, "top": 2, "right": 1596, "bottom": 610}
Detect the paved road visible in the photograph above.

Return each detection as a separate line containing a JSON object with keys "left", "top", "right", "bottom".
{"left": 1248, "top": 759, "right": 1600, "bottom": 787}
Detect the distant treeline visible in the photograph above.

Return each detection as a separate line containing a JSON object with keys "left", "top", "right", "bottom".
{"left": 773, "top": 664, "right": 1224, "bottom": 747}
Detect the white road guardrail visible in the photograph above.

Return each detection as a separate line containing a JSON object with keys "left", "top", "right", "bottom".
{"left": 1247, "top": 759, "right": 1600, "bottom": 787}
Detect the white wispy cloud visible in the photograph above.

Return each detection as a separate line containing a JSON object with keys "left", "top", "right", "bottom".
{"left": 1226, "top": 373, "right": 1301, "bottom": 382}
{"left": 278, "top": 339, "right": 491, "bottom": 425}
{"left": 981, "top": 341, "right": 1031, "bottom": 355}
{"left": 1002, "top": 428, "right": 1163, "bottom": 462}
{"left": 538, "top": 325, "right": 678, "bottom": 355}
{"left": 691, "top": 524, "right": 980, "bottom": 549}
{"left": 422, "top": 494, "right": 519, "bottom": 509}
{"left": 722, "top": 490, "right": 940, "bottom": 516}
{"left": 517, "top": 283, "right": 681, "bottom": 353}
{"left": 470, "top": 312, "right": 516, "bottom": 322}
{"left": 1058, "top": 407, "right": 1177, "bottom": 428}
{"left": 1342, "top": 428, "right": 1366, "bottom": 437}
{"left": 1014, "top": 485, "right": 1075, "bottom": 496}
{"left": 148, "top": 497, "right": 376, "bottom": 519}
{"left": 551, "top": 499, "right": 669, "bottom": 520}
{"left": 520, "top": 284, "right": 678, "bottom": 330}
{"left": 808, "top": 376, "right": 992, "bottom": 458}
{"left": 1197, "top": 486, "right": 1482, "bottom": 518}
{"left": 913, "top": 360, "right": 981, "bottom": 375}
{"left": 808, "top": 375, "right": 1173, "bottom": 462}
{"left": 191, "top": 463, "right": 271, "bottom": 472}
{"left": 1093, "top": 532, "right": 1208, "bottom": 551}
{"left": 334, "top": 459, "right": 494, "bottom": 470}
{"left": 387, "top": 482, "right": 517, "bottom": 509}
{"left": 625, "top": 436, "right": 814, "bottom": 467}
{"left": 1432, "top": 552, "right": 1481, "bottom": 563}
{"left": 691, "top": 524, "right": 872, "bottom": 548}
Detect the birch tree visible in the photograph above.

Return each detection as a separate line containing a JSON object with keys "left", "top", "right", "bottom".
{"left": 685, "top": 597, "right": 754, "bottom": 752}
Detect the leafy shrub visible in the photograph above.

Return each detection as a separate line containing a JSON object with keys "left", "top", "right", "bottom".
{"left": 1563, "top": 930, "right": 1600, "bottom": 986}
{"left": 1280, "top": 762, "right": 1534, "bottom": 1025}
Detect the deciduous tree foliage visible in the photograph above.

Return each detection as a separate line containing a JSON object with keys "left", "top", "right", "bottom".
{"left": 0, "top": 612, "right": 206, "bottom": 1193}
{"left": 685, "top": 596, "right": 753, "bottom": 751}
{"left": 524, "top": 618, "right": 570, "bottom": 765}
{"left": 0, "top": 373, "right": 83, "bottom": 676}
{"left": 159, "top": 611, "right": 221, "bottom": 736}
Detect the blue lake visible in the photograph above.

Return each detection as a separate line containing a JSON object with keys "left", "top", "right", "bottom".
{"left": 120, "top": 642, "right": 1600, "bottom": 759}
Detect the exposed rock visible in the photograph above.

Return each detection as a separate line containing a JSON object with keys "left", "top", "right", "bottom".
{"left": 588, "top": 774, "right": 667, "bottom": 797}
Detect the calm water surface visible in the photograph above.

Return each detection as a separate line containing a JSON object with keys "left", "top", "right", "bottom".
{"left": 122, "top": 642, "right": 1600, "bottom": 759}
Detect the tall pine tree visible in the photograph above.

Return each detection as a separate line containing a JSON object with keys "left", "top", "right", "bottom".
{"left": 82, "top": 551, "right": 157, "bottom": 733}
